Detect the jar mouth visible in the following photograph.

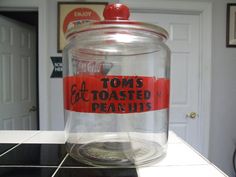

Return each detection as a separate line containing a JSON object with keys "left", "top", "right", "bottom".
{"left": 65, "top": 20, "right": 168, "bottom": 42}
{"left": 65, "top": 28, "right": 167, "bottom": 56}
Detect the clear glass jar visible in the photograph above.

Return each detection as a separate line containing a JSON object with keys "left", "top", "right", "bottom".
{"left": 63, "top": 4, "right": 170, "bottom": 167}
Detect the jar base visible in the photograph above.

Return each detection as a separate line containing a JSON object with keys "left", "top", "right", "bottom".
{"left": 67, "top": 137, "right": 166, "bottom": 167}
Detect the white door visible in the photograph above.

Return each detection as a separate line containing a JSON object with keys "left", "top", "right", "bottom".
{"left": 131, "top": 13, "right": 201, "bottom": 152}
{"left": 0, "top": 15, "right": 37, "bottom": 130}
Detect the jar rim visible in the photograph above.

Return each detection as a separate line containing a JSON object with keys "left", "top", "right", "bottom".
{"left": 65, "top": 20, "right": 169, "bottom": 42}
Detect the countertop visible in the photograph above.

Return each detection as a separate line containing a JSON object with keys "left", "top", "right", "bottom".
{"left": 0, "top": 131, "right": 228, "bottom": 177}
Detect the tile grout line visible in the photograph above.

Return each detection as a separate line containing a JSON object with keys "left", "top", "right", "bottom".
{"left": 0, "top": 165, "right": 58, "bottom": 168}
{"left": 0, "top": 144, "right": 21, "bottom": 158}
{"left": 0, "top": 131, "right": 40, "bottom": 158}
{"left": 51, "top": 153, "right": 69, "bottom": 177}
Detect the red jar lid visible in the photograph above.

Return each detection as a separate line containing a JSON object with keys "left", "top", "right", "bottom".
{"left": 103, "top": 3, "right": 130, "bottom": 20}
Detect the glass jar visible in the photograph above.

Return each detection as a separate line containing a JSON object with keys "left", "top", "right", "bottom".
{"left": 63, "top": 3, "right": 170, "bottom": 167}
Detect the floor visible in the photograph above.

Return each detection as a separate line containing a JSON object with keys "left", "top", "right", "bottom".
{"left": 0, "top": 143, "right": 138, "bottom": 177}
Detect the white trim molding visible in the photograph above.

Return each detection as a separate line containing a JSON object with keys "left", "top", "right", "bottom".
{"left": 38, "top": 0, "right": 50, "bottom": 130}
{"left": 120, "top": 0, "right": 212, "bottom": 158}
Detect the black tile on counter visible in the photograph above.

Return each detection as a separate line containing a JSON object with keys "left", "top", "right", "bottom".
{"left": 0, "top": 144, "right": 17, "bottom": 155}
{"left": 54, "top": 168, "right": 138, "bottom": 177}
{"left": 62, "top": 155, "right": 91, "bottom": 167}
{"left": 0, "top": 144, "right": 66, "bottom": 166}
{"left": 0, "top": 167, "right": 56, "bottom": 177}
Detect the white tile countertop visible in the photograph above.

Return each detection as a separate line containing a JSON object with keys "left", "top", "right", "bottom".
{"left": 0, "top": 131, "right": 228, "bottom": 177}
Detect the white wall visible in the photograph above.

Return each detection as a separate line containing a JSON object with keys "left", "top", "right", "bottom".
{"left": 1, "top": 0, "right": 236, "bottom": 176}
{"left": 47, "top": 0, "right": 65, "bottom": 130}
{"left": 209, "top": 0, "right": 236, "bottom": 176}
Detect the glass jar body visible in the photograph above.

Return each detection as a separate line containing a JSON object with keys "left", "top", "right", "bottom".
{"left": 63, "top": 28, "right": 170, "bottom": 167}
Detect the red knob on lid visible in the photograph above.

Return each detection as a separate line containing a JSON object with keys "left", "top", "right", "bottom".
{"left": 103, "top": 3, "right": 130, "bottom": 20}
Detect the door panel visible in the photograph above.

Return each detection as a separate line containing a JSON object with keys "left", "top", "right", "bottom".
{"left": 1, "top": 54, "right": 13, "bottom": 103}
{"left": 0, "top": 15, "right": 37, "bottom": 130}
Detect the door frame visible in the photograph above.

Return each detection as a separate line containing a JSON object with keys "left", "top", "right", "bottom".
{"left": 0, "top": 0, "right": 50, "bottom": 130}
{"left": 120, "top": 0, "right": 212, "bottom": 158}
{"left": 0, "top": 12, "right": 39, "bottom": 129}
